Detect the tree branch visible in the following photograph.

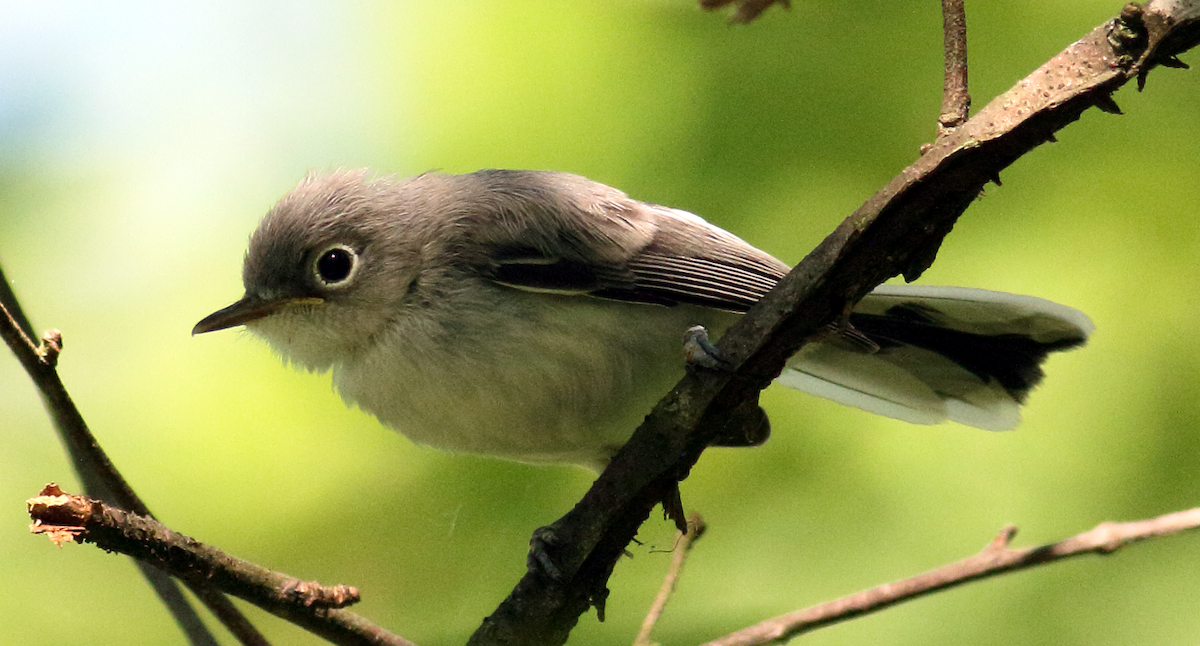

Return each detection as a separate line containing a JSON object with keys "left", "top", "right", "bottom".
{"left": 0, "top": 265, "right": 35, "bottom": 340}
{"left": 468, "top": 2, "right": 1200, "bottom": 644}
{"left": 0, "top": 285, "right": 257, "bottom": 645}
{"left": 938, "top": 0, "right": 971, "bottom": 135}
{"left": 697, "top": 0, "right": 790, "bottom": 24}
{"left": 26, "top": 484, "right": 419, "bottom": 646}
{"left": 633, "top": 514, "right": 707, "bottom": 646}
{"left": 703, "top": 508, "right": 1200, "bottom": 645}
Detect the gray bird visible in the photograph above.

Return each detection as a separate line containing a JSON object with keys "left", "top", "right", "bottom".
{"left": 194, "top": 169, "right": 1093, "bottom": 470}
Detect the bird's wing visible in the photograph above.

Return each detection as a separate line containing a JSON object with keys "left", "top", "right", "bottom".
{"left": 470, "top": 170, "right": 788, "bottom": 311}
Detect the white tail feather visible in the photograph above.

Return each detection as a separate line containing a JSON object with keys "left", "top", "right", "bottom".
{"left": 777, "top": 285, "right": 1091, "bottom": 431}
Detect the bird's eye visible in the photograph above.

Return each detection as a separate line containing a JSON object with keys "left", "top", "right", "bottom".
{"left": 313, "top": 245, "right": 359, "bottom": 287}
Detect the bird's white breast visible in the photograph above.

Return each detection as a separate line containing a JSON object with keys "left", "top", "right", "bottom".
{"left": 331, "top": 289, "right": 727, "bottom": 469}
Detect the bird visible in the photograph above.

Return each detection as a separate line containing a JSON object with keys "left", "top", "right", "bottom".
{"left": 194, "top": 168, "right": 1093, "bottom": 471}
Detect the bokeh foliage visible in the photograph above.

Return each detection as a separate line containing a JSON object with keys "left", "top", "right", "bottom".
{"left": 2, "top": 1, "right": 1198, "bottom": 644}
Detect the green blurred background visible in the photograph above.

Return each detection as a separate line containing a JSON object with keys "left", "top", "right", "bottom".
{"left": 3, "top": 1, "right": 1198, "bottom": 644}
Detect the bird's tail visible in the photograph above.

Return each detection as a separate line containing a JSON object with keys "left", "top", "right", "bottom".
{"left": 777, "top": 285, "right": 1093, "bottom": 430}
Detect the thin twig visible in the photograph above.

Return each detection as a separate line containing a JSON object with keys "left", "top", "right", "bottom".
{"left": 938, "top": 0, "right": 971, "bottom": 135}
{"left": 0, "top": 291, "right": 265, "bottom": 646}
{"left": 697, "top": 0, "right": 790, "bottom": 24}
{"left": 633, "top": 514, "right": 708, "bottom": 646}
{"left": 0, "top": 264, "right": 34, "bottom": 339}
{"left": 27, "top": 485, "right": 420, "bottom": 646}
{"left": 703, "top": 509, "right": 1200, "bottom": 646}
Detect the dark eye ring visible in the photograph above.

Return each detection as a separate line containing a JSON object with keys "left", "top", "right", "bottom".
{"left": 313, "top": 244, "right": 359, "bottom": 287}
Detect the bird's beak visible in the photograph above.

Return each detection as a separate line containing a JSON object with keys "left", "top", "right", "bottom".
{"left": 192, "top": 295, "right": 324, "bottom": 335}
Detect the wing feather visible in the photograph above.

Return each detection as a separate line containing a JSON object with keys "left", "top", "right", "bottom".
{"left": 482, "top": 189, "right": 788, "bottom": 311}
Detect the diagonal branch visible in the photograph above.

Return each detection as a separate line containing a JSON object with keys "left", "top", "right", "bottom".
{"left": 697, "top": 0, "right": 790, "bottom": 24}
{"left": 633, "top": 514, "right": 707, "bottom": 646}
{"left": 26, "top": 484, "right": 419, "bottom": 646}
{"left": 1, "top": 282, "right": 264, "bottom": 646}
{"left": 703, "top": 508, "right": 1200, "bottom": 645}
{"left": 0, "top": 265, "right": 34, "bottom": 340}
{"left": 469, "top": 2, "right": 1200, "bottom": 644}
